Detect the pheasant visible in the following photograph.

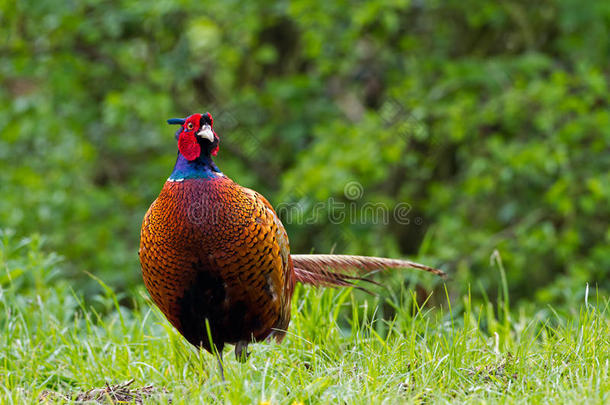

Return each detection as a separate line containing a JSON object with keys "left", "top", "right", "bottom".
{"left": 139, "top": 112, "right": 445, "bottom": 374}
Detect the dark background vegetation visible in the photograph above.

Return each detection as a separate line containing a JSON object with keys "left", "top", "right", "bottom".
{"left": 1, "top": 0, "right": 609, "bottom": 306}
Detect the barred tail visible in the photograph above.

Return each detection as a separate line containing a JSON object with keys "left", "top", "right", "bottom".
{"left": 291, "top": 254, "right": 446, "bottom": 289}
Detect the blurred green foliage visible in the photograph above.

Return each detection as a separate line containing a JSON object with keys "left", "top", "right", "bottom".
{"left": 1, "top": 0, "right": 608, "bottom": 303}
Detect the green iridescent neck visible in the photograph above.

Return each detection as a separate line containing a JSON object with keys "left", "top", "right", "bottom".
{"left": 169, "top": 153, "right": 223, "bottom": 181}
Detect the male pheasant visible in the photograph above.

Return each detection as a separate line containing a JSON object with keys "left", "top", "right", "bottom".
{"left": 139, "top": 112, "right": 445, "bottom": 370}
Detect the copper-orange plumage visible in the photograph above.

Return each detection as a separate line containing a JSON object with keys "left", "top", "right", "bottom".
{"left": 139, "top": 112, "right": 445, "bottom": 370}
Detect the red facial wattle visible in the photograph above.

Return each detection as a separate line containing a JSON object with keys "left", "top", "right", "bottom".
{"left": 178, "top": 131, "right": 201, "bottom": 161}
{"left": 177, "top": 113, "right": 202, "bottom": 161}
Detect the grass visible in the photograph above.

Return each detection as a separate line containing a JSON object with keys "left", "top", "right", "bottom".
{"left": 1, "top": 235, "right": 609, "bottom": 404}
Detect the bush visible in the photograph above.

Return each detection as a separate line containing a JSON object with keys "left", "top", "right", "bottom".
{"left": 1, "top": 0, "right": 608, "bottom": 302}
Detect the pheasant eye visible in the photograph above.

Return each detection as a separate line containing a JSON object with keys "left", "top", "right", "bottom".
{"left": 186, "top": 122, "right": 194, "bottom": 130}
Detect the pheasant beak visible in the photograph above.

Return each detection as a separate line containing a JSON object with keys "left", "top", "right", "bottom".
{"left": 197, "top": 124, "right": 214, "bottom": 142}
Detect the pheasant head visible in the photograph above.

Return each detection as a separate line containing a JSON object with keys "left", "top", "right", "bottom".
{"left": 168, "top": 112, "right": 220, "bottom": 161}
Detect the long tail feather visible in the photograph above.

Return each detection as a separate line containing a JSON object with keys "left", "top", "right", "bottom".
{"left": 291, "top": 254, "right": 446, "bottom": 289}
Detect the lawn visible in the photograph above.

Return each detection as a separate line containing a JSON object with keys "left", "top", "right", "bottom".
{"left": 1, "top": 236, "right": 609, "bottom": 404}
